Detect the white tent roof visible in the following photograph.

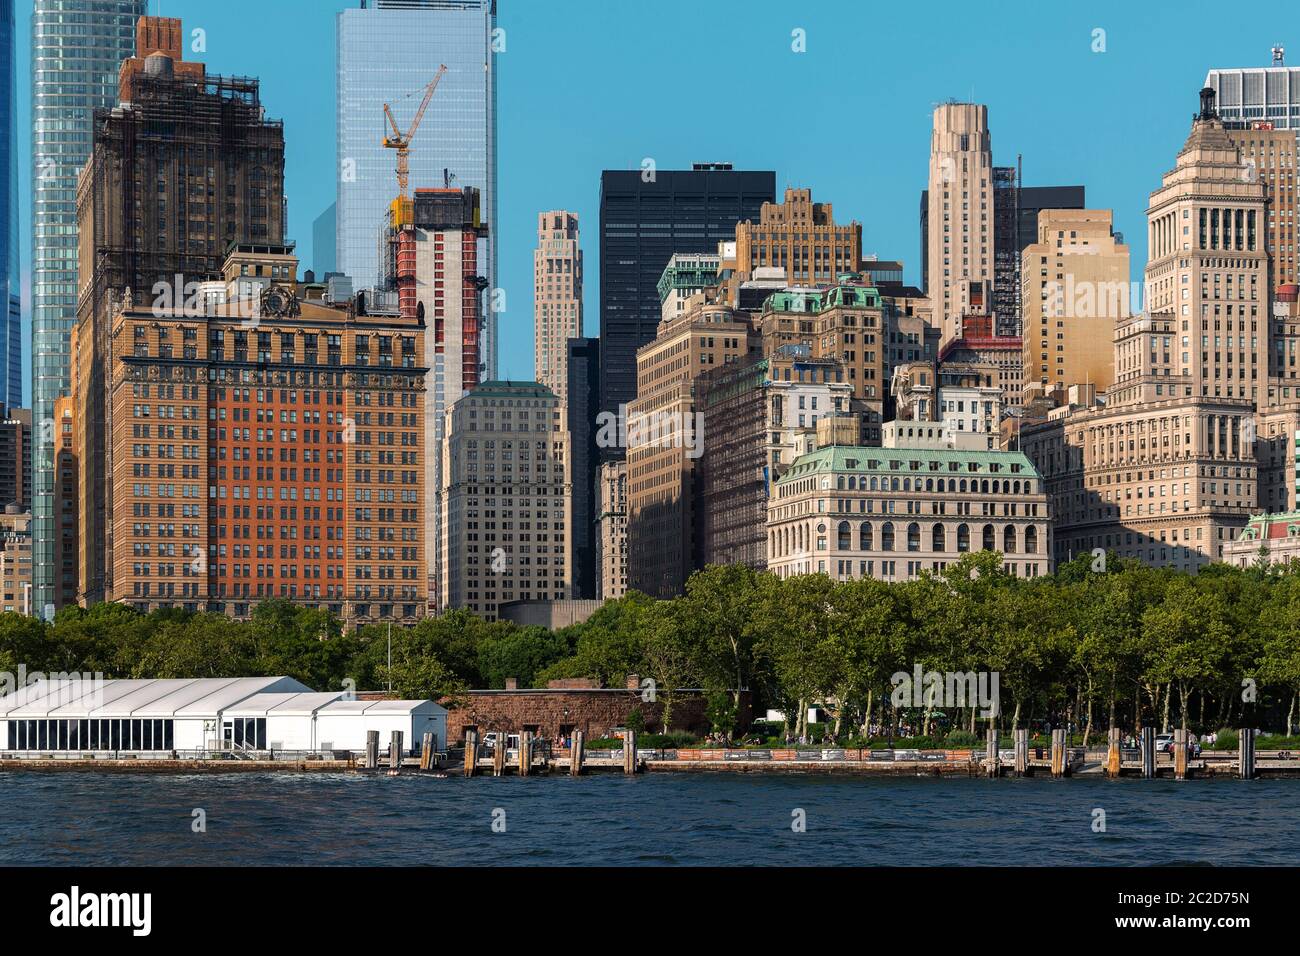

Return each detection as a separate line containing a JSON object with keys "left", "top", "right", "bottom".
{"left": 225, "top": 692, "right": 347, "bottom": 717}
{"left": 0, "top": 677, "right": 312, "bottom": 719}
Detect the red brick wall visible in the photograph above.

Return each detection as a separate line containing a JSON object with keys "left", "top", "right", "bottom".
{"left": 442, "top": 689, "right": 752, "bottom": 745}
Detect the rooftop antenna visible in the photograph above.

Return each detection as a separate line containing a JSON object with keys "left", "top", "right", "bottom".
{"left": 1272, "top": 44, "right": 1286, "bottom": 66}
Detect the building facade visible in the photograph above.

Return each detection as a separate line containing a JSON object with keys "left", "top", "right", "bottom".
{"left": 440, "top": 381, "right": 571, "bottom": 619}
{"left": 734, "top": 187, "right": 861, "bottom": 284}
{"left": 0, "top": 404, "right": 28, "bottom": 508}
{"left": 336, "top": 0, "right": 497, "bottom": 374}
{"left": 1223, "top": 124, "right": 1297, "bottom": 294}
{"left": 1020, "top": 208, "right": 1130, "bottom": 402}
{"left": 596, "top": 458, "right": 627, "bottom": 600}
{"left": 1, "top": 0, "right": 19, "bottom": 410}
{"left": 566, "top": 337, "right": 599, "bottom": 599}
{"left": 925, "top": 102, "right": 994, "bottom": 345}
{"left": 533, "top": 211, "right": 582, "bottom": 402}
{"left": 86, "top": 244, "right": 427, "bottom": 622}
{"left": 30, "top": 0, "right": 144, "bottom": 619}
{"left": 598, "top": 164, "right": 774, "bottom": 436}
{"left": 697, "top": 347, "right": 852, "bottom": 570}
{"left": 767, "top": 444, "right": 1050, "bottom": 582}
{"left": 52, "top": 394, "right": 76, "bottom": 608}
{"left": 380, "top": 186, "right": 486, "bottom": 610}
{"left": 625, "top": 295, "right": 756, "bottom": 597}
{"left": 657, "top": 252, "right": 721, "bottom": 325}
{"left": 75, "top": 16, "right": 287, "bottom": 604}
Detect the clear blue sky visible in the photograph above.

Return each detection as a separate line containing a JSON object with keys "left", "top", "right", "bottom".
{"left": 13, "top": 0, "right": 1297, "bottom": 397}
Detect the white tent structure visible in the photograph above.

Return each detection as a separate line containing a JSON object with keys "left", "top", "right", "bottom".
{"left": 0, "top": 677, "right": 447, "bottom": 757}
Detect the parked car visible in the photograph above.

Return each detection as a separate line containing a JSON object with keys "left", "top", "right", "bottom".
{"left": 1155, "top": 733, "right": 1175, "bottom": 753}
{"left": 481, "top": 732, "right": 521, "bottom": 752}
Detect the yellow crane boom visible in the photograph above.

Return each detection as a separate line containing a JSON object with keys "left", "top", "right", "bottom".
{"left": 382, "top": 64, "right": 448, "bottom": 217}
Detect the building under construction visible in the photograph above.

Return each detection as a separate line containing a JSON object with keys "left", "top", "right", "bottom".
{"left": 74, "top": 16, "right": 286, "bottom": 603}
{"left": 380, "top": 186, "right": 488, "bottom": 612}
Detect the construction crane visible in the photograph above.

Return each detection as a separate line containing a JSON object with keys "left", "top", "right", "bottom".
{"left": 382, "top": 64, "right": 447, "bottom": 221}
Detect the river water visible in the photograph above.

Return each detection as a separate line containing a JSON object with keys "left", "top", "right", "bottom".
{"left": 2, "top": 771, "right": 1295, "bottom": 866}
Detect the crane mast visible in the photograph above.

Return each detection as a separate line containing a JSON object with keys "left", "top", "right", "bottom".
{"left": 382, "top": 64, "right": 447, "bottom": 225}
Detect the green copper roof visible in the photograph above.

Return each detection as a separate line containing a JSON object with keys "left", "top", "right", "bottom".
{"left": 775, "top": 444, "right": 1043, "bottom": 485}
{"left": 764, "top": 280, "right": 882, "bottom": 315}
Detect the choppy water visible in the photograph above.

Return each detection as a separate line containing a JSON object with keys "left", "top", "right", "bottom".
{"left": 1, "top": 771, "right": 1296, "bottom": 866}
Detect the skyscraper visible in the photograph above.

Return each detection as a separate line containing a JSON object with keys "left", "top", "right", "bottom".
{"left": 1205, "top": 48, "right": 1300, "bottom": 144}
{"left": 565, "top": 337, "right": 598, "bottom": 598}
{"left": 598, "top": 164, "right": 774, "bottom": 435}
{"left": 30, "top": 0, "right": 143, "bottom": 617}
{"left": 380, "top": 186, "right": 487, "bottom": 611}
{"left": 336, "top": 0, "right": 498, "bottom": 376}
{"left": 75, "top": 15, "right": 286, "bottom": 604}
{"left": 533, "top": 211, "right": 583, "bottom": 403}
{"left": 1, "top": 0, "right": 20, "bottom": 410}
{"left": 925, "top": 102, "right": 994, "bottom": 346}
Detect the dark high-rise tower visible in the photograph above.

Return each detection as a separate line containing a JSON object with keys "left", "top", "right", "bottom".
{"left": 597, "top": 164, "right": 774, "bottom": 442}
{"left": 75, "top": 16, "right": 286, "bottom": 603}
{"left": 566, "top": 336, "right": 599, "bottom": 598}
{"left": 0, "top": 0, "right": 20, "bottom": 410}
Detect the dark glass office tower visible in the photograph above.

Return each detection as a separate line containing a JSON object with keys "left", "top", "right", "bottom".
{"left": 597, "top": 164, "right": 774, "bottom": 437}
{"left": 0, "top": 0, "right": 19, "bottom": 410}
{"left": 566, "top": 337, "right": 599, "bottom": 598}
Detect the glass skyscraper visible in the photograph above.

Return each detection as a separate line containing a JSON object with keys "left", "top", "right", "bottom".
{"left": 336, "top": 0, "right": 498, "bottom": 377}
{"left": 1, "top": 0, "right": 21, "bottom": 410}
{"left": 30, "top": 0, "right": 143, "bottom": 616}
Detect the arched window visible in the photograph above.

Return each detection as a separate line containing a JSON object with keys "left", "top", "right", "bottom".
{"left": 859, "top": 521, "right": 873, "bottom": 551}
{"left": 957, "top": 524, "right": 970, "bottom": 552}
{"left": 1003, "top": 525, "right": 1016, "bottom": 553}
{"left": 837, "top": 476, "right": 845, "bottom": 490}
{"left": 982, "top": 524, "right": 996, "bottom": 551}
{"left": 932, "top": 523, "right": 946, "bottom": 552}
{"left": 926, "top": 478, "right": 933, "bottom": 492}
{"left": 1013, "top": 480, "right": 1021, "bottom": 495}
{"left": 981, "top": 479, "right": 989, "bottom": 494}
{"left": 870, "top": 477, "right": 879, "bottom": 491}
{"left": 960, "top": 479, "right": 967, "bottom": 493}
{"left": 881, "top": 522, "right": 895, "bottom": 551}
{"left": 838, "top": 521, "right": 852, "bottom": 550}
{"left": 1025, "top": 525, "right": 1038, "bottom": 554}
{"left": 907, "top": 522, "right": 921, "bottom": 552}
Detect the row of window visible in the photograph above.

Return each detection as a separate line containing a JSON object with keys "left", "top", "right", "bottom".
{"left": 6, "top": 719, "right": 174, "bottom": 752}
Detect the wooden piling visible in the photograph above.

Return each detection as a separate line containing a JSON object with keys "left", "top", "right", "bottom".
{"left": 1106, "top": 726, "right": 1121, "bottom": 778}
{"left": 1173, "top": 729, "right": 1188, "bottom": 780}
{"left": 1013, "top": 728, "right": 1028, "bottom": 777}
{"left": 463, "top": 730, "right": 478, "bottom": 778}
{"left": 389, "top": 730, "right": 403, "bottom": 771}
{"left": 1239, "top": 727, "right": 1255, "bottom": 780}
{"left": 419, "top": 732, "right": 433, "bottom": 771}
{"left": 365, "top": 730, "right": 379, "bottom": 770}
{"left": 985, "top": 727, "right": 999, "bottom": 777}
{"left": 623, "top": 730, "right": 637, "bottom": 774}
{"left": 519, "top": 731, "right": 532, "bottom": 777}
{"left": 570, "top": 730, "right": 584, "bottom": 777}
{"left": 1141, "top": 726, "right": 1155, "bottom": 778}
{"left": 1050, "top": 728, "right": 1065, "bottom": 777}
{"left": 493, "top": 734, "right": 506, "bottom": 777}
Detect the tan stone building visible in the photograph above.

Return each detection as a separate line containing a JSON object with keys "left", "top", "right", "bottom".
{"left": 625, "top": 293, "right": 756, "bottom": 597}
{"left": 1225, "top": 124, "right": 1297, "bottom": 294}
{"left": 1020, "top": 92, "right": 1270, "bottom": 572}
{"left": 1021, "top": 394, "right": 1257, "bottom": 570}
{"left": 1020, "top": 209, "right": 1130, "bottom": 402}
{"left": 1145, "top": 88, "right": 1269, "bottom": 403}
{"left": 735, "top": 187, "right": 861, "bottom": 284}
{"left": 84, "top": 243, "right": 428, "bottom": 622}
{"left": 596, "top": 459, "right": 627, "bottom": 601}
{"left": 767, "top": 443, "right": 1050, "bottom": 583}
{"left": 440, "top": 381, "right": 572, "bottom": 619}
{"left": 533, "top": 210, "right": 583, "bottom": 402}
{"left": 926, "top": 102, "right": 994, "bottom": 345}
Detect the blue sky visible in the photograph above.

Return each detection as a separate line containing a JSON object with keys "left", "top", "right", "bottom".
{"left": 13, "top": 0, "right": 1297, "bottom": 397}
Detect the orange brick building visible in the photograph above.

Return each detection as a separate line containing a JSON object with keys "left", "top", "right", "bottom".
{"left": 81, "top": 244, "right": 428, "bottom": 624}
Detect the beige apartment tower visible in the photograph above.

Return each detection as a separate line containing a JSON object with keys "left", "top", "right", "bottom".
{"left": 533, "top": 211, "right": 583, "bottom": 403}
{"left": 927, "top": 103, "right": 994, "bottom": 345}
{"left": 1020, "top": 209, "right": 1130, "bottom": 402}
